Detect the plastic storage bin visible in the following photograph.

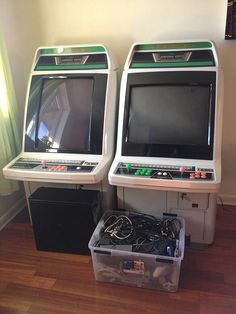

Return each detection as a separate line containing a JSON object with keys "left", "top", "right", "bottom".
{"left": 89, "top": 210, "right": 185, "bottom": 292}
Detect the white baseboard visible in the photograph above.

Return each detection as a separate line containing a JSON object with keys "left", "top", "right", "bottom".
{"left": 0, "top": 196, "right": 27, "bottom": 231}
{"left": 217, "top": 194, "right": 236, "bottom": 206}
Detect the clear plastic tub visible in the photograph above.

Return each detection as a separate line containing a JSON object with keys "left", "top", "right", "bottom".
{"left": 88, "top": 210, "right": 185, "bottom": 292}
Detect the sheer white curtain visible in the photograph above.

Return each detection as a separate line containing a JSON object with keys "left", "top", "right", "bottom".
{"left": 0, "top": 27, "right": 21, "bottom": 195}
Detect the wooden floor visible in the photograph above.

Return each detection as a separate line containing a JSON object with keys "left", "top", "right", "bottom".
{"left": 0, "top": 205, "right": 236, "bottom": 314}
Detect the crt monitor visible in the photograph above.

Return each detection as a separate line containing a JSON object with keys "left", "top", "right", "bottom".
{"left": 122, "top": 71, "right": 216, "bottom": 160}
{"left": 25, "top": 74, "right": 107, "bottom": 155}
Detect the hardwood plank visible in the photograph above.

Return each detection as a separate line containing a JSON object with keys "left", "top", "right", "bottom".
{"left": 0, "top": 205, "right": 236, "bottom": 313}
{"left": 0, "top": 306, "right": 29, "bottom": 314}
{"left": 0, "top": 292, "right": 31, "bottom": 312}
{"left": 200, "top": 303, "right": 236, "bottom": 314}
{"left": 0, "top": 270, "right": 56, "bottom": 289}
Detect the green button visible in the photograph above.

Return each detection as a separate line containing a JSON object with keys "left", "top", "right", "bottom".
{"left": 125, "top": 163, "right": 131, "bottom": 171}
{"left": 140, "top": 169, "right": 146, "bottom": 175}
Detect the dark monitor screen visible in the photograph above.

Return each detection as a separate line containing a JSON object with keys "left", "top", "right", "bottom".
{"left": 122, "top": 71, "right": 216, "bottom": 160}
{"left": 127, "top": 85, "right": 211, "bottom": 146}
{"left": 37, "top": 78, "right": 94, "bottom": 152}
{"left": 25, "top": 74, "right": 107, "bottom": 154}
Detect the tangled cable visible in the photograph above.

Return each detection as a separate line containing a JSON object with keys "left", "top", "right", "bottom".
{"left": 95, "top": 212, "right": 182, "bottom": 257}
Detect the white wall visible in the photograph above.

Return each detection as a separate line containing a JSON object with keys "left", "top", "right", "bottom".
{"left": 220, "top": 41, "right": 236, "bottom": 203}
{"left": 37, "top": 0, "right": 236, "bottom": 203}
{"left": 1, "top": 0, "right": 236, "bottom": 204}
{"left": 37, "top": 0, "right": 227, "bottom": 71}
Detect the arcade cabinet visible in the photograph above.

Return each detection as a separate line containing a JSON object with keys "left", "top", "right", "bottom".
{"left": 3, "top": 44, "right": 118, "bottom": 254}
{"left": 109, "top": 40, "right": 223, "bottom": 245}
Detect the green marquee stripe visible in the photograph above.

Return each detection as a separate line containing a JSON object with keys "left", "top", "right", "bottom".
{"left": 40, "top": 46, "right": 106, "bottom": 55}
{"left": 130, "top": 61, "right": 214, "bottom": 68}
{"left": 35, "top": 64, "right": 107, "bottom": 70}
{"left": 135, "top": 42, "right": 212, "bottom": 51}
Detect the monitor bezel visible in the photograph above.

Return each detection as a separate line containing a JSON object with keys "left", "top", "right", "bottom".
{"left": 24, "top": 73, "right": 107, "bottom": 155}
{"left": 122, "top": 71, "right": 216, "bottom": 160}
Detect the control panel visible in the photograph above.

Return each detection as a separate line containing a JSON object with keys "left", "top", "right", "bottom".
{"left": 10, "top": 158, "right": 98, "bottom": 173}
{"left": 115, "top": 163, "right": 214, "bottom": 181}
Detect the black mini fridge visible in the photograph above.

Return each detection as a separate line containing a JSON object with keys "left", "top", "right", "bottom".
{"left": 29, "top": 187, "right": 101, "bottom": 255}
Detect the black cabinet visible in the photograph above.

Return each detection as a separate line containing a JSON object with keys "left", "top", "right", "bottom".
{"left": 29, "top": 187, "right": 101, "bottom": 255}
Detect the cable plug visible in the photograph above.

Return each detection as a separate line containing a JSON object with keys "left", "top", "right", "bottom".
{"left": 174, "top": 240, "right": 179, "bottom": 257}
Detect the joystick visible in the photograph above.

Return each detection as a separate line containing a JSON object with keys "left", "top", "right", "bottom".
{"left": 41, "top": 159, "right": 47, "bottom": 169}
{"left": 125, "top": 163, "right": 131, "bottom": 173}
{"left": 179, "top": 166, "right": 186, "bottom": 176}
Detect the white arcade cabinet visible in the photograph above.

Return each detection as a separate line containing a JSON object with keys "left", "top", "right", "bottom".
{"left": 3, "top": 44, "right": 118, "bottom": 211}
{"left": 109, "top": 40, "right": 223, "bottom": 245}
